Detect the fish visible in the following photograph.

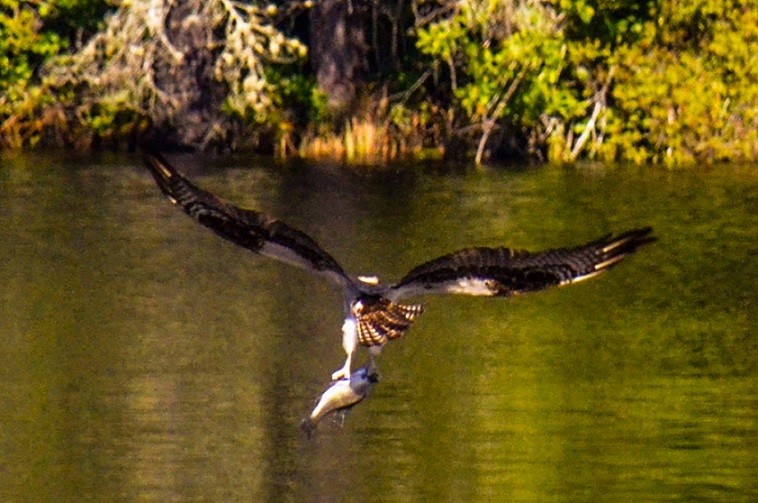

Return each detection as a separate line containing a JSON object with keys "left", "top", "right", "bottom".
{"left": 301, "top": 365, "right": 379, "bottom": 437}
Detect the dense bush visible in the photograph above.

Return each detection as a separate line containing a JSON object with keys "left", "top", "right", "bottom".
{"left": 606, "top": 0, "right": 757, "bottom": 164}
{"left": 1, "top": 0, "right": 755, "bottom": 164}
{"left": 0, "top": 0, "right": 110, "bottom": 147}
{"left": 415, "top": 0, "right": 757, "bottom": 164}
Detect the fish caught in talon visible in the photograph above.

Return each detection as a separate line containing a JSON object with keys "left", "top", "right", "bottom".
{"left": 301, "top": 365, "right": 380, "bottom": 438}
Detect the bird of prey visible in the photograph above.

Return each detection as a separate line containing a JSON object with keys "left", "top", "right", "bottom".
{"left": 142, "top": 150, "right": 655, "bottom": 381}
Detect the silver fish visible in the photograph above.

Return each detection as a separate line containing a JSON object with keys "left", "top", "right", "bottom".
{"left": 301, "top": 365, "right": 379, "bottom": 437}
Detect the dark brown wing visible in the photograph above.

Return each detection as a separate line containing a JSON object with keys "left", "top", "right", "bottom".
{"left": 389, "top": 228, "right": 655, "bottom": 299}
{"left": 143, "top": 149, "right": 352, "bottom": 288}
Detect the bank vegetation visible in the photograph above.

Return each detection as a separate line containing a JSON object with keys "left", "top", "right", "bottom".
{"left": 1, "top": 0, "right": 756, "bottom": 165}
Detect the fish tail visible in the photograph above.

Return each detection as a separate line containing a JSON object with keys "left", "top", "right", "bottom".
{"left": 300, "top": 418, "right": 317, "bottom": 439}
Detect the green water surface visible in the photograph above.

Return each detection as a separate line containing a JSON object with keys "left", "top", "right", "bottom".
{"left": 0, "top": 152, "right": 755, "bottom": 501}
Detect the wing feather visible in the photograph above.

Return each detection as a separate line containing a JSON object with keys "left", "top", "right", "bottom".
{"left": 390, "top": 228, "right": 655, "bottom": 299}
{"left": 354, "top": 298, "right": 424, "bottom": 347}
{"left": 142, "top": 149, "right": 351, "bottom": 288}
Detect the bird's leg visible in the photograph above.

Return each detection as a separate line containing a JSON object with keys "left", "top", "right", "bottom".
{"left": 366, "top": 346, "right": 382, "bottom": 376}
{"left": 367, "top": 354, "right": 376, "bottom": 376}
{"left": 331, "top": 354, "right": 352, "bottom": 382}
{"left": 332, "top": 318, "right": 357, "bottom": 381}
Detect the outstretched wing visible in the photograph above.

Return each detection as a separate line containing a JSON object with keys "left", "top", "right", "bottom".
{"left": 143, "top": 149, "right": 352, "bottom": 288}
{"left": 389, "top": 228, "right": 655, "bottom": 299}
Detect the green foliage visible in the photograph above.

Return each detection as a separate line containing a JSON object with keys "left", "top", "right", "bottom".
{"left": 605, "top": 0, "right": 758, "bottom": 164}
{"left": 416, "top": 0, "right": 757, "bottom": 164}
{"left": 556, "top": 0, "right": 653, "bottom": 45}
{"left": 0, "top": 0, "right": 109, "bottom": 93}
{"left": 37, "top": 0, "right": 110, "bottom": 35}
{"left": 0, "top": 0, "right": 755, "bottom": 164}
{"left": 257, "top": 68, "right": 328, "bottom": 126}
{"left": 0, "top": 3, "right": 62, "bottom": 95}
{"left": 0, "top": 0, "right": 110, "bottom": 147}
{"left": 416, "top": 1, "right": 598, "bottom": 161}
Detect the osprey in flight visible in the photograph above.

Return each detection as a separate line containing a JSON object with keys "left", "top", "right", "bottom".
{"left": 142, "top": 150, "right": 655, "bottom": 382}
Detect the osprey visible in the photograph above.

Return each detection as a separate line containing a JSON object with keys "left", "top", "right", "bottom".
{"left": 142, "top": 150, "right": 655, "bottom": 381}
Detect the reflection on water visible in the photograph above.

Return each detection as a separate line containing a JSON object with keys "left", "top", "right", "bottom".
{"left": 0, "top": 152, "right": 755, "bottom": 501}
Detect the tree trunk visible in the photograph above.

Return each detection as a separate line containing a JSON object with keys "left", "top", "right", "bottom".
{"left": 309, "top": 0, "right": 369, "bottom": 118}
{"left": 157, "top": 1, "right": 229, "bottom": 148}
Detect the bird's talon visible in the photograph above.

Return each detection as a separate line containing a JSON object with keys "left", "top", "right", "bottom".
{"left": 331, "top": 368, "right": 348, "bottom": 381}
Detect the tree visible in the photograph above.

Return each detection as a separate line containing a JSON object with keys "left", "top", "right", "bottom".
{"left": 39, "top": 0, "right": 306, "bottom": 149}
{"left": 308, "top": 0, "right": 369, "bottom": 116}
{"left": 415, "top": 0, "right": 757, "bottom": 164}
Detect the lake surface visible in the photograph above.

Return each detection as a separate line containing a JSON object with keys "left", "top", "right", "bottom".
{"left": 0, "top": 152, "right": 755, "bottom": 502}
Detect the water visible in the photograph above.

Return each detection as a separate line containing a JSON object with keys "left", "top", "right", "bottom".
{"left": 0, "top": 151, "right": 755, "bottom": 501}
